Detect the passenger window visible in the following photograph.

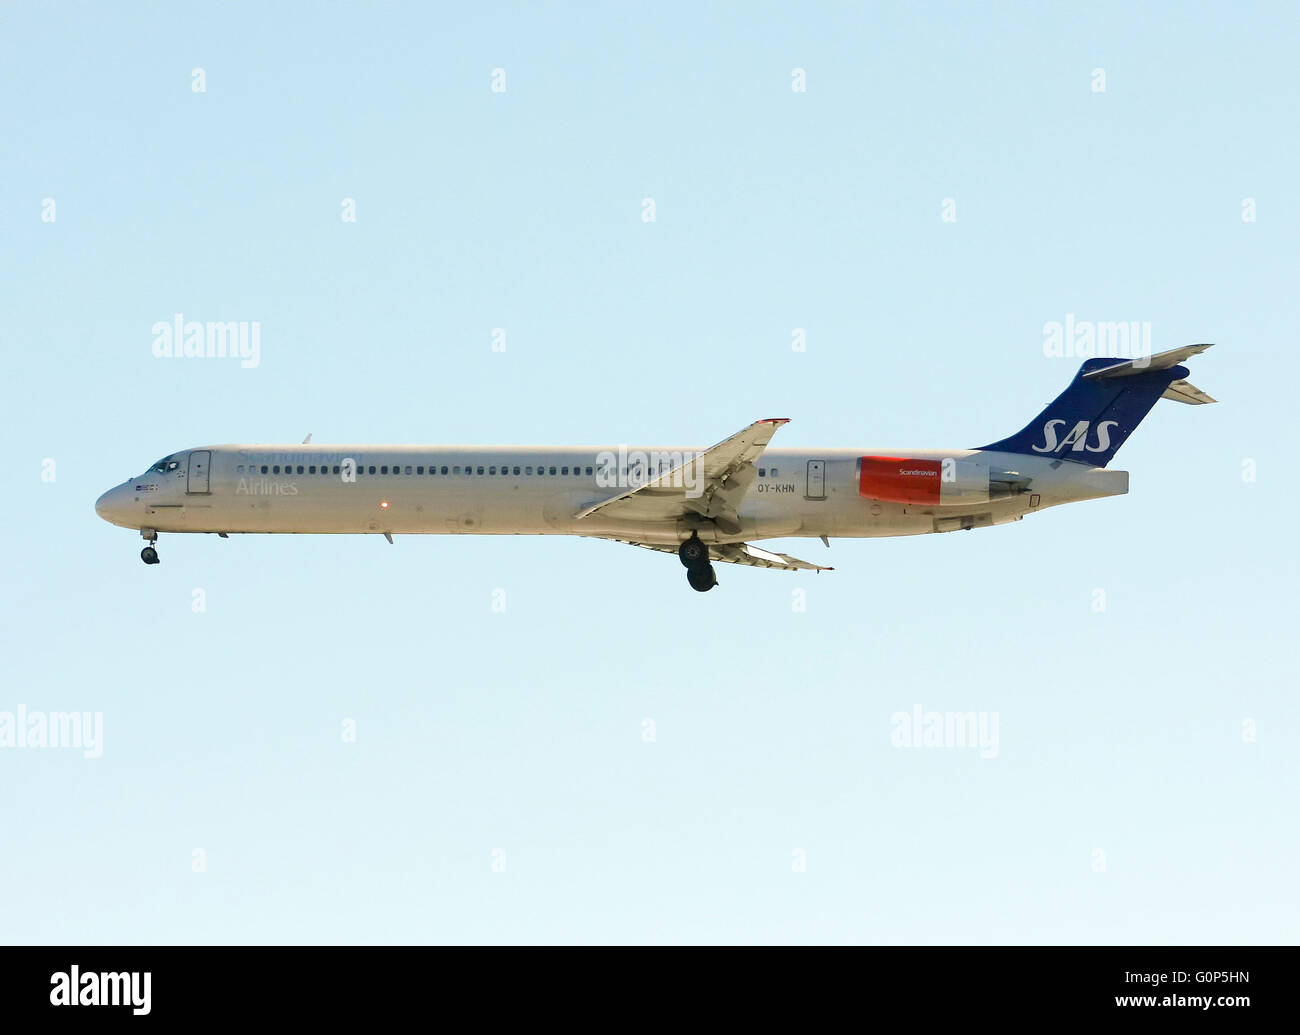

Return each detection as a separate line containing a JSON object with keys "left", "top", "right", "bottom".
{"left": 549, "top": 466, "right": 556, "bottom": 476}
{"left": 441, "top": 466, "right": 448, "bottom": 475}
{"left": 585, "top": 466, "right": 593, "bottom": 476}
{"left": 771, "top": 468, "right": 778, "bottom": 477}
{"left": 417, "top": 466, "right": 424, "bottom": 475}
{"left": 453, "top": 466, "right": 461, "bottom": 475}
{"left": 489, "top": 466, "right": 497, "bottom": 475}
{"left": 261, "top": 465, "right": 268, "bottom": 474}
{"left": 759, "top": 468, "right": 766, "bottom": 477}
{"left": 405, "top": 465, "right": 413, "bottom": 475}
{"left": 525, "top": 466, "right": 533, "bottom": 475}
{"left": 332, "top": 465, "right": 340, "bottom": 475}
{"left": 273, "top": 465, "right": 281, "bottom": 474}
{"left": 476, "top": 466, "right": 484, "bottom": 475}
{"left": 513, "top": 466, "right": 520, "bottom": 475}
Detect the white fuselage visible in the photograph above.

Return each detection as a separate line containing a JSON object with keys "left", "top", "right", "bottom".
{"left": 95, "top": 443, "right": 1129, "bottom": 546}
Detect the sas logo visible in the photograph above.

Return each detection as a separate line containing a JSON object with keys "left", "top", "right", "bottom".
{"left": 1032, "top": 419, "right": 1118, "bottom": 454}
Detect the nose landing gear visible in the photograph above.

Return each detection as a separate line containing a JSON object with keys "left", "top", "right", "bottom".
{"left": 679, "top": 533, "right": 717, "bottom": 592}
{"left": 140, "top": 529, "right": 160, "bottom": 565}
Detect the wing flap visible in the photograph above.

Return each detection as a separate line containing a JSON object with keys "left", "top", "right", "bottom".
{"left": 714, "top": 542, "right": 833, "bottom": 571}
{"left": 592, "top": 537, "right": 832, "bottom": 572}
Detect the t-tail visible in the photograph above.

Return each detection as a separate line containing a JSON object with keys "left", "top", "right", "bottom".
{"left": 977, "top": 344, "right": 1216, "bottom": 467}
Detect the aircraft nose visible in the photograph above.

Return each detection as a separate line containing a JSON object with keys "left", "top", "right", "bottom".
{"left": 95, "top": 484, "right": 130, "bottom": 526}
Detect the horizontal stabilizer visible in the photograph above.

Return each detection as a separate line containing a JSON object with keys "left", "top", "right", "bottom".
{"left": 1081, "top": 343, "right": 1213, "bottom": 380}
{"left": 1161, "top": 379, "right": 1216, "bottom": 405}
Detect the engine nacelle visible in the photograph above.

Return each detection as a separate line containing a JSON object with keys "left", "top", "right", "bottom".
{"left": 858, "top": 456, "right": 1023, "bottom": 506}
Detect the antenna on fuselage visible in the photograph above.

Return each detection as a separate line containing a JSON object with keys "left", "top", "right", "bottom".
{"left": 302, "top": 433, "right": 312, "bottom": 444}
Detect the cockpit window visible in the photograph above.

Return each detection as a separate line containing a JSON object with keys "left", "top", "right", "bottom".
{"left": 145, "top": 456, "right": 182, "bottom": 475}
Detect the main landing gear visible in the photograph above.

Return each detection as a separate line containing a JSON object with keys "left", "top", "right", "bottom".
{"left": 140, "top": 530, "right": 160, "bottom": 565}
{"left": 678, "top": 533, "right": 717, "bottom": 593}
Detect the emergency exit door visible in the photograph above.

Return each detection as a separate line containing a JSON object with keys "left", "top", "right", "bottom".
{"left": 806, "top": 460, "right": 826, "bottom": 500}
{"left": 187, "top": 450, "right": 211, "bottom": 494}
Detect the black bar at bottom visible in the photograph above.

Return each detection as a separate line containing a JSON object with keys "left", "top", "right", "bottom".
{"left": 0, "top": 945, "right": 1287, "bottom": 1023}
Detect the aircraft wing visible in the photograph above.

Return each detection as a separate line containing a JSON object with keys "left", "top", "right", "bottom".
{"left": 592, "top": 537, "right": 833, "bottom": 572}
{"left": 574, "top": 418, "right": 790, "bottom": 533}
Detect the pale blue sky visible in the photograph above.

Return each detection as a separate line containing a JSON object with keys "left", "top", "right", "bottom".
{"left": 1, "top": 1, "right": 1296, "bottom": 944}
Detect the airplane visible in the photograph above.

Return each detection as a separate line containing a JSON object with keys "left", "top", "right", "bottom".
{"left": 95, "top": 344, "right": 1216, "bottom": 592}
